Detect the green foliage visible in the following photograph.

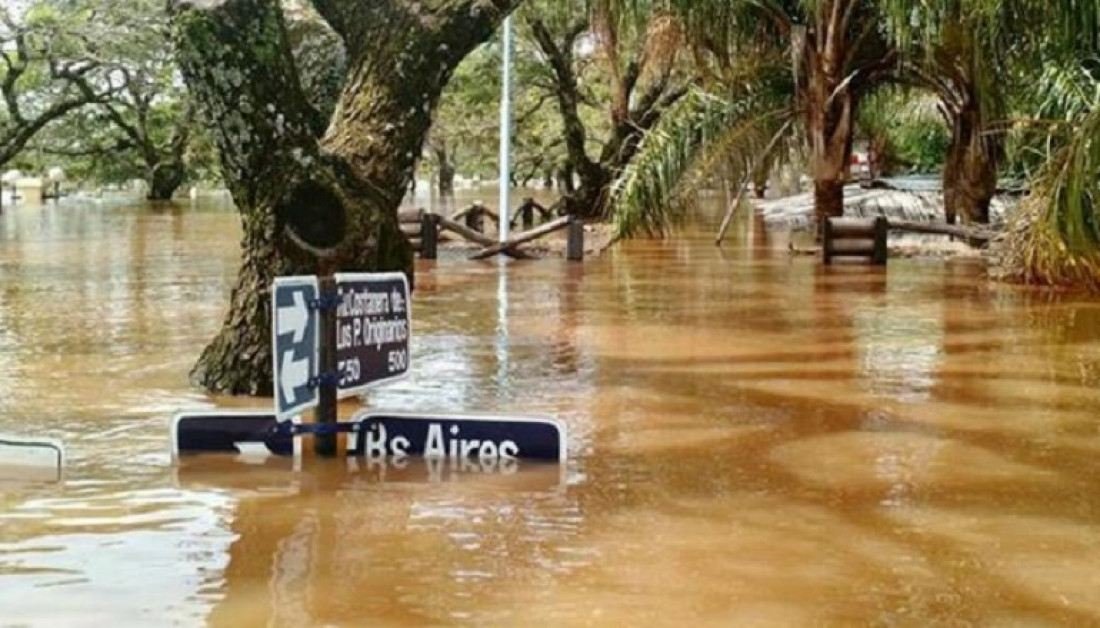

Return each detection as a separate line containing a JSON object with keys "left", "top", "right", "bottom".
{"left": 427, "top": 33, "right": 578, "bottom": 185}
{"left": 858, "top": 88, "right": 950, "bottom": 174}
{"left": 610, "top": 70, "right": 795, "bottom": 238}
{"left": 893, "top": 122, "right": 951, "bottom": 173}
{"left": 994, "top": 58, "right": 1100, "bottom": 288}
{"left": 2, "top": 0, "right": 211, "bottom": 195}
{"left": 0, "top": 0, "right": 118, "bottom": 165}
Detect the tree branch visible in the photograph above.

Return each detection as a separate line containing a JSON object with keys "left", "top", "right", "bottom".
{"left": 528, "top": 16, "right": 597, "bottom": 175}
{"left": 312, "top": 0, "right": 522, "bottom": 66}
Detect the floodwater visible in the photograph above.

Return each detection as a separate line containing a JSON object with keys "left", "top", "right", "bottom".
{"left": 1, "top": 191, "right": 1100, "bottom": 627}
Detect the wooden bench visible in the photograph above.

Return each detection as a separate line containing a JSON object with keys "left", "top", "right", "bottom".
{"left": 823, "top": 216, "right": 887, "bottom": 265}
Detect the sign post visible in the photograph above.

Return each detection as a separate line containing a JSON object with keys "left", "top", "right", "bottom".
{"left": 315, "top": 275, "right": 338, "bottom": 456}
{"left": 272, "top": 276, "right": 320, "bottom": 420}
{"left": 333, "top": 272, "right": 411, "bottom": 396}
{"left": 174, "top": 271, "right": 570, "bottom": 468}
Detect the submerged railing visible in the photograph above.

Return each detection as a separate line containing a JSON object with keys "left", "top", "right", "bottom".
{"left": 399, "top": 199, "right": 584, "bottom": 261}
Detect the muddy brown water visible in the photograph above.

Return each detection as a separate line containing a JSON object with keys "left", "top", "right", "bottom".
{"left": 1, "top": 192, "right": 1099, "bottom": 626}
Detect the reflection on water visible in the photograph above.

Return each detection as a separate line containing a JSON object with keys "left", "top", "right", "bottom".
{"left": 2, "top": 193, "right": 1100, "bottom": 625}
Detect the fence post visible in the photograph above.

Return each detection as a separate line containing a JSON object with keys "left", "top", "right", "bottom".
{"left": 521, "top": 197, "right": 535, "bottom": 230}
{"left": 465, "top": 203, "right": 485, "bottom": 233}
{"left": 872, "top": 216, "right": 888, "bottom": 265}
{"left": 420, "top": 212, "right": 439, "bottom": 260}
{"left": 566, "top": 216, "right": 584, "bottom": 261}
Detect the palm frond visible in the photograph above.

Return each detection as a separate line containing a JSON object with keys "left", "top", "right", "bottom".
{"left": 993, "top": 92, "right": 1100, "bottom": 289}
{"left": 607, "top": 83, "right": 795, "bottom": 239}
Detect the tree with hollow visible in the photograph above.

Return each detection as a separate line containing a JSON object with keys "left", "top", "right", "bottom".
{"left": 169, "top": 0, "right": 521, "bottom": 394}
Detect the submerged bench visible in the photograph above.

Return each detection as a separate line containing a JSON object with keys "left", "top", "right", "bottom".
{"left": 823, "top": 216, "right": 887, "bottom": 265}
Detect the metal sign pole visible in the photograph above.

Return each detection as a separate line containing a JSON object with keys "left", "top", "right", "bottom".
{"left": 498, "top": 15, "right": 514, "bottom": 247}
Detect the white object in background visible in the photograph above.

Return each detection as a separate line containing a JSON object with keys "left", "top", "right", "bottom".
{"left": 0, "top": 434, "right": 65, "bottom": 482}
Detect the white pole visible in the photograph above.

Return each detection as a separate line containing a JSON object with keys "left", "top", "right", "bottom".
{"left": 498, "top": 15, "right": 514, "bottom": 245}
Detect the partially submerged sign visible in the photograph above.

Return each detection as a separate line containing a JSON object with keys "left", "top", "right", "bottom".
{"left": 0, "top": 434, "right": 65, "bottom": 482}
{"left": 272, "top": 276, "right": 320, "bottom": 419}
{"left": 352, "top": 411, "right": 566, "bottom": 462}
{"left": 172, "top": 411, "right": 298, "bottom": 458}
{"left": 333, "top": 272, "right": 411, "bottom": 397}
{"left": 174, "top": 272, "right": 570, "bottom": 471}
{"left": 171, "top": 410, "right": 567, "bottom": 463}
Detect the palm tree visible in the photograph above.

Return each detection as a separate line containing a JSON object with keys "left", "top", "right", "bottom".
{"left": 879, "top": 0, "right": 1100, "bottom": 286}
{"left": 993, "top": 57, "right": 1100, "bottom": 288}
{"left": 608, "top": 1, "right": 1098, "bottom": 250}
{"left": 892, "top": 15, "right": 1006, "bottom": 225}
{"left": 609, "top": 50, "right": 797, "bottom": 239}
{"left": 606, "top": 0, "right": 895, "bottom": 240}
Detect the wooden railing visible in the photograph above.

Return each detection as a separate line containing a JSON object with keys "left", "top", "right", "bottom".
{"left": 398, "top": 200, "right": 583, "bottom": 261}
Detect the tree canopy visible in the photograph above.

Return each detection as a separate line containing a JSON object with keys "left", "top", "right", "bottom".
{"left": 0, "top": 0, "right": 1098, "bottom": 294}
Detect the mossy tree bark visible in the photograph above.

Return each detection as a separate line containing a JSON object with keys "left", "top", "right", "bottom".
{"left": 170, "top": 0, "right": 519, "bottom": 395}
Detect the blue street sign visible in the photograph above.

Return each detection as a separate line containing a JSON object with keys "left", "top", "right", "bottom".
{"left": 351, "top": 411, "right": 566, "bottom": 462}
{"left": 171, "top": 411, "right": 297, "bottom": 458}
{"left": 333, "top": 272, "right": 411, "bottom": 398}
{"left": 170, "top": 410, "right": 567, "bottom": 464}
{"left": 272, "top": 276, "right": 320, "bottom": 419}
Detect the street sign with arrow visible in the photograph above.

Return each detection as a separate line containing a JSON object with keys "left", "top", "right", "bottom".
{"left": 334, "top": 272, "right": 411, "bottom": 397}
{"left": 174, "top": 272, "right": 570, "bottom": 470}
{"left": 171, "top": 411, "right": 298, "bottom": 458}
{"left": 272, "top": 276, "right": 319, "bottom": 420}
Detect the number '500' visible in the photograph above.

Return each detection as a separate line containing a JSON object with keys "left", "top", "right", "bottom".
{"left": 387, "top": 349, "right": 407, "bottom": 373}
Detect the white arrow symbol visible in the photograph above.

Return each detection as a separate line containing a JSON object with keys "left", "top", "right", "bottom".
{"left": 280, "top": 349, "right": 310, "bottom": 405}
{"left": 233, "top": 442, "right": 273, "bottom": 460}
{"left": 277, "top": 290, "right": 309, "bottom": 344}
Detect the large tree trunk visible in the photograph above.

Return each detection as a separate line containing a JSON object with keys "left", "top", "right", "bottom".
{"left": 170, "top": 0, "right": 516, "bottom": 394}
{"left": 558, "top": 163, "right": 575, "bottom": 194}
{"left": 428, "top": 137, "right": 455, "bottom": 198}
{"left": 792, "top": 1, "right": 894, "bottom": 241}
{"left": 558, "top": 173, "right": 609, "bottom": 218}
{"left": 803, "top": 48, "right": 855, "bottom": 240}
{"left": 943, "top": 100, "right": 997, "bottom": 225}
{"left": 146, "top": 160, "right": 185, "bottom": 200}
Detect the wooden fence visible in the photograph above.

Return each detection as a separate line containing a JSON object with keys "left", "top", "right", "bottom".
{"left": 398, "top": 200, "right": 584, "bottom": 261}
